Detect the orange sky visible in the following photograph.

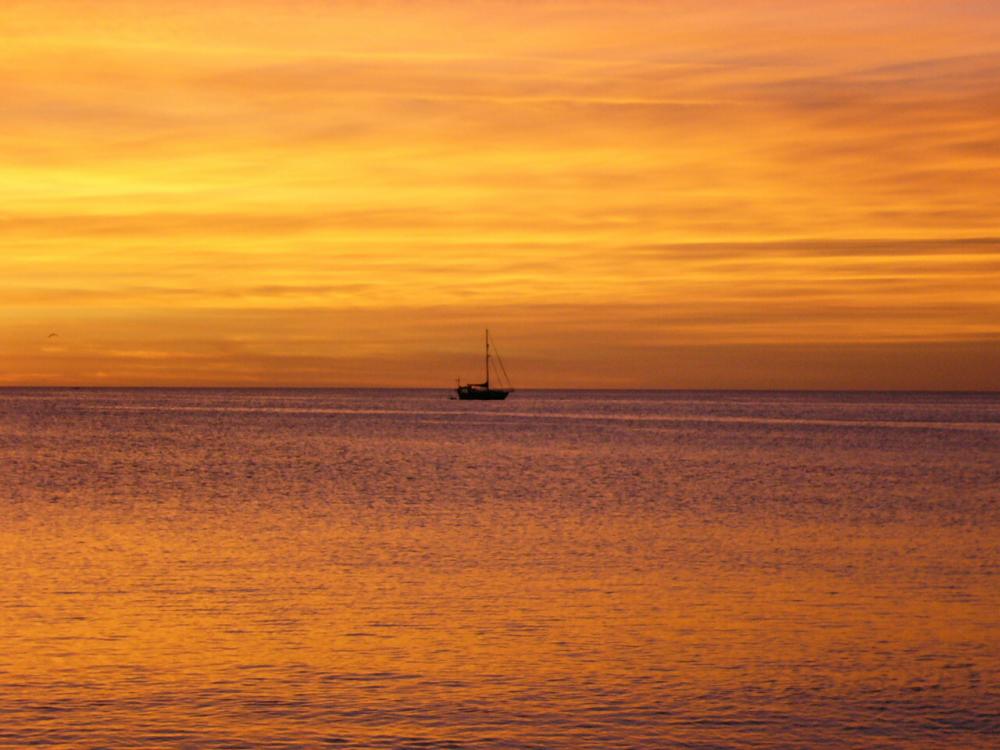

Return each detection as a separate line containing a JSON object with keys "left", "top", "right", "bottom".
{"left": 2, "top": 0, "right": 999, "bottom": 388}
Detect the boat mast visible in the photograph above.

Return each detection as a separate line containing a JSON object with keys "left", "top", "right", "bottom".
{"left": 485, "top": 328, "right": 490, "bottom": 388}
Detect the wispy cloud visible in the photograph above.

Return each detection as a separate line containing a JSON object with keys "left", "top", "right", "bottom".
{"left": 1, "top": 1, "right": 999, "bottom": 387}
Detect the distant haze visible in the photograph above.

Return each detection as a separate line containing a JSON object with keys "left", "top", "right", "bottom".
{"left": 2, "top": 1, "right": 999, "bottom": 389}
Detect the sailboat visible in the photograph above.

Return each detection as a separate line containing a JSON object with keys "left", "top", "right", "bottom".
{"left": 455, "top": 329, "right": 513, "bottom": 400}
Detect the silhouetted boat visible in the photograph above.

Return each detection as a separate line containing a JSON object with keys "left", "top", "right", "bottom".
{"left": 456, "top": 329, "right": 513, "bottom": 400}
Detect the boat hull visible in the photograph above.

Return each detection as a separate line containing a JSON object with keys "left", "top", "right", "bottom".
{"left": 456, "top": 387, "right": 510, "bottom": 400}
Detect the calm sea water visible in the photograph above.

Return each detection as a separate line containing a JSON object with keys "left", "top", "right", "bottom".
{"left": 0, "top": 389, "right": 997, "bottom": 749}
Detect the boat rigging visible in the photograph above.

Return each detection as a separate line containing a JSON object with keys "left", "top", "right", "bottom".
{"left": 455, "top": 329, "right": 513, "bottom": 400}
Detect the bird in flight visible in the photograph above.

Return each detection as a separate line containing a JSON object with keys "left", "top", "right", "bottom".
{"left": 47, "top": 333, "right": 58, "bottom": 338}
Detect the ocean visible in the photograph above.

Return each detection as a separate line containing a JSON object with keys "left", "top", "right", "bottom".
{"left": 1, "top": 389, "right": 997, "bottom": 748}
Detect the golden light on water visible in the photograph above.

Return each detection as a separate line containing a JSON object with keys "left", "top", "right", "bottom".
{"left": 2, "top": 1, "right": 999, "bottom": 387}
{"left": 4, "top": 388, "right": 999, "bottom": 746}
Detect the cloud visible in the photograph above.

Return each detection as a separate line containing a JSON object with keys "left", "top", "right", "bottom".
{"left": 2, "top": 0, "right": 999, "bottom": 386}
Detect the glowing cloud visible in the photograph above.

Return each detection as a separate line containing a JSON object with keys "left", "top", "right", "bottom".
{"left": 1, "top": 1, "right": 998, "bottom": 387}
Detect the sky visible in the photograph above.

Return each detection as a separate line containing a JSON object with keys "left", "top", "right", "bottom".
{"left": 2, "top": 0, "right": 999, "bottom": 389}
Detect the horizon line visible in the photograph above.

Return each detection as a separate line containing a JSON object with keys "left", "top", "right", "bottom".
{"left": 1, "top": 385, "right": 998, "bottom": 395}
